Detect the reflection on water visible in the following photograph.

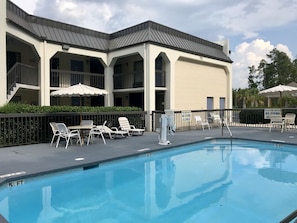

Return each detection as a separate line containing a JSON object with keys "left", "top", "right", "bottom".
{"left": 155, "top": 158, "right": 176, "bottom": 209}
{"left": 0, "top": 140, "right": 296, "bottom": 222}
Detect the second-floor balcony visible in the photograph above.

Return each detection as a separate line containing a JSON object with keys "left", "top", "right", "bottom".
{"left": 113, "top": 71, "right": 166, "bottom": 89}
{"left": 50, "top": 69, "right": 104, "bottom": 89}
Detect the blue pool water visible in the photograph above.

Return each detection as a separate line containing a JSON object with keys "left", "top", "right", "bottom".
{"left": 0, "top": 139, "right": 297, "bottom": 223}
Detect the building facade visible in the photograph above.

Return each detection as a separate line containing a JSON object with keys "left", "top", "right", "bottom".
{"left": 1, "top": 0, "right": 232, "bottom": 129}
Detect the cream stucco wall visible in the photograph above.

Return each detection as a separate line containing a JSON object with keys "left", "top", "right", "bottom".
{"left": 2, "top": 0, "right": 232, "bottom": 121}
{"left": 175, "top": 59, "right": 228, "bottom": 110}
{"left": 0, "top": 2, "right": 7, "bottom": 106}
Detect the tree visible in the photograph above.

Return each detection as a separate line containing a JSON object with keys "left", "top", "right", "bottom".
{"left": 232, "top": 88, "right": 264, "bottom": 108}
{"left": 261, "top": 48, "right": 297, "bottom": 88}
{"left": 248, "top": 65, "right": 258, "bottom": 88}
{"left": 248, "top": 64, "right": 263, "bottom": 89}
{"left": 233, "top": 49, "right": 297, "bottom": 108}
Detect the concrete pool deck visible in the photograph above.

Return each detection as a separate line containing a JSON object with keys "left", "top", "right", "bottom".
{"left": 1, "top": 126, "right": 297, "bottom": 186}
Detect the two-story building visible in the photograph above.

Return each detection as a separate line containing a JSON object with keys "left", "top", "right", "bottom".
{"left": 1, "top": 0, "right": 232, "bottom": 129}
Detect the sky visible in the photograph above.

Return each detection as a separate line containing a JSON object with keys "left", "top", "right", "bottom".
{"left": 10, "top": 0, "right": 297, "bottom": 89}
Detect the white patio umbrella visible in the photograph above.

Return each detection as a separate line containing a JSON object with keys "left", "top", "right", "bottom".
{"left": 259, "top": 84, "right": 297, "bottom": 107}
{"left": 50, "top": 83, "right": 108, "bottom": 121}
{"left": 259, "top": 84, "right": 297, "bottom": 98}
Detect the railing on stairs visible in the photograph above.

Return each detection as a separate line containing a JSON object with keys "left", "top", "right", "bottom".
{"left": 7, "top": 62, "right": 38, "bottom": 97}
{"left": 221, "top": 117, "right": 233, "bottom": 138}
{"left": 280, "top": 209, "right": 297, "bottom": 223}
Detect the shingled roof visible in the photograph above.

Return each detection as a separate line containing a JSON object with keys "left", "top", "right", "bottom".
{"left": 6, "top": 0, "right": 232, "bottom": 63}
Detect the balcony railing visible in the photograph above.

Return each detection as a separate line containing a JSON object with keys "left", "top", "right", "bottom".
{"left": 7, "top": 62, "right": 38, "bottom": 94}
{"left": 50, "top": 69, "right": 104, "bottom": 88}
{"left": 114, "top": 72, "right": 143, "bottom": 89}
{"left": 113, "top": 71, "right": 166, "bottom": 89}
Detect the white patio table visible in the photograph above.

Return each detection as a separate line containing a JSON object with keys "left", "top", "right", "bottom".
{"left": 68, "top": 124, "right": 94, "bottom": 144}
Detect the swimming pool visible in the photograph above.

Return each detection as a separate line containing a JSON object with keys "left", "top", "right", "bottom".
{"left": 0, "top": 139, "right": 296, "bottom": 222}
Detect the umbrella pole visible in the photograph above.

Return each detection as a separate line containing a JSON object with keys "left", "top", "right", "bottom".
{"left": 80, "top": 96, "right": 82, "bottom": 123}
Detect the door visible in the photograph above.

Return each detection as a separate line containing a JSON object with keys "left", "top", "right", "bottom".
{"left": 220, "top": 97, "right": 225, "bottom": 118}
{"left": 207, "top": 97, "right": 214, "bottom": 121}
{"left": 129, "top": 93, "right": 144, "bottom": 109}
{"left": 156, "top": 91, "right": 165, "bottom": 111}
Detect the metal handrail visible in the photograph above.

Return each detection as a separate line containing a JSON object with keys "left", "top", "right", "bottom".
{"left": 224, "top": 120, "right": 233, "bottom": 137}
{"left": 7, "top": 62, "right": 38, "bottom": 94}
{"left": 221, "top": 117, "right": 232, "bottom": 138}
{"left": 280, "top": 209, "right": 297, "bottom": 223}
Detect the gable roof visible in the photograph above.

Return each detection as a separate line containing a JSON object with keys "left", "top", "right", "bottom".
{"left": 6, "top": 0, "right": 232, "bottom": 63}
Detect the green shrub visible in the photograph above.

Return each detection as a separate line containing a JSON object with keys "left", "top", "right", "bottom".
{"left": 239, "top": 109, "right": 270, "bottom": 124}
{"left": 0, "top": 103, "right": 142, "bottom": 114}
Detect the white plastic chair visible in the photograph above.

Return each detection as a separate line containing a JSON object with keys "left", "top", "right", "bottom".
{"left": 80, "top": 120, "right": 94, "bottom": 126}
{"left": 87, "top": 122, "right": 106, "bottom": 145}
{"left": 49, "top": 122, "right": 59, "bottom": 146}
{"left": 194, "top": 115, "right": 210, "bottom": 131}
{"left": 284, "top": 113, "right": 296, "bottom": 131}
{"left": 80, "top": 120, "right": 94, "bottom": 140}
{"left": 55, "top": 123, "right": 82, "bottom": 149}
{"left": 211, "top": 113, "right": 222, "bottom": 128}
{"left": 269, "top": 116, "right": 285, "bottom": 133}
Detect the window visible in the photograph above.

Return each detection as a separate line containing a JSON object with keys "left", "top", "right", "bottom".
{"left": 155, "top": 56, "right": 165, "bottom": 87}
{"left": 50, "top": 58, "right": 59, "bottom": 87}
{"left": 114, "top": 64, "right": 123, "bottom": 89}
{"left": 133, "top": 61, "right": 143, "bottom": 87}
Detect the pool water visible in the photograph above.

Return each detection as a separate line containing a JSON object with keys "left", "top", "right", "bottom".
{"left": 0, "top": 139, "right": 297, "bottom": 223}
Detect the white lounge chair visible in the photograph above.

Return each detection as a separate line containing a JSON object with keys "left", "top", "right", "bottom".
{"left": 194, "top": 115, "right": 210, "bottom": 131}
{"left": 55, "top": 123, "right": 82, "bottom": 149}
{"left": 118, "top": 117, "right": 145, "bottom": 136}
{"left": 100, "top": 123, "right": 128, "bottom": 139}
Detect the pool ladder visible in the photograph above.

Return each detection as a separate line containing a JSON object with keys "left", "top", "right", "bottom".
{"left": 280, "top": 209, "right": 297, "bottom": 223}
{"left": 221, "top": 118, "right": 232, "bottom": 138}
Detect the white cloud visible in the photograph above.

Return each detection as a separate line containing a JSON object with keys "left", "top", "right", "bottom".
{"left": 212, "top": 0, "right": 297, "bottom": 39}
{"left": 232, "top": 39, "right": 293, "bottom": 89}
{"left": 9, "top": 0, "right": 297, "bottom": 90}
{"left": 10, "top": 0, "right": 38, "bottom": 14}
{"left": 234, "top": 149, "right": 270, "bottom": 168}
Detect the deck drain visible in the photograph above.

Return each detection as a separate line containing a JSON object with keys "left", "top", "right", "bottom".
{"left": 75, "top": 157, "right": 85, "bottom": 161}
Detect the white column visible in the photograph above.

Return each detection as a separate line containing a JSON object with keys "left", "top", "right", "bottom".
{"left": 144, "top": 44, "right": 155, "bottom": 131}
{"left": 166, "top": 55, "right": 178, "bottom": 110}
{"left": 39, "top": 40, "right": 51, "bottom": 106}
{"left": 0, "top": 1, "right": 7, "bottom": 106}
{"left": 104, "top": 66, "right": 113, "bottom": 106}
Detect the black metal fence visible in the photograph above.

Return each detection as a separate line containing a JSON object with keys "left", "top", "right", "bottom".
{"left": 0, "top": 111, "right": 146, "bottom": 147}
{"left": 1, "top": 108, "right": 297, "bottom": 147}
{"left": 152, "top": 108, "right": 297, "bottom": 131}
